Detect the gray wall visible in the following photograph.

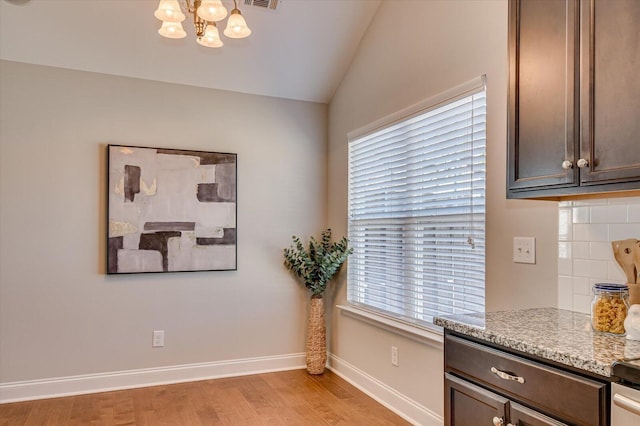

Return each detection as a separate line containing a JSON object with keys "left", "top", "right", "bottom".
{"left": 327, "top": 0, "right": 559, "bottom": 418}
{"left": 0, "top": 60, "right": 327, "bottom": 383}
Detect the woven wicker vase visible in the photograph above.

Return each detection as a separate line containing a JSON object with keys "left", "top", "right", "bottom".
{"left": 306, "top": 295, "right": 327, "bottom": 375}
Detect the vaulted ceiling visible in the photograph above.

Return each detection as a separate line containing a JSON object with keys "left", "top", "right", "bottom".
{"left": 0, "top": 0, "right": 381, "bottom": 103}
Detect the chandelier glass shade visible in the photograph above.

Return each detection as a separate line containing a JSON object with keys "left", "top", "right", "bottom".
{"left": 224, "top": 9, "right": 252, "bottom": 38}
{"left": 197, "top": 0, "right": 228, "bottom": 22}
{"left": 196, "top": 23, "right": 224, "bottom": 48}
{"left": 154, "top": 0, "right": 186, "bottom": 22}
{"left": 154, "top": 0, "right": 251, "bottom": 48}
{"left": 158, "top": 21, "right": 188, "bottom": 39}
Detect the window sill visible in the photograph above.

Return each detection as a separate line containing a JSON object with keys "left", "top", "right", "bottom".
{"left": 336, "top": 304, "right": 444, "bottom": 347}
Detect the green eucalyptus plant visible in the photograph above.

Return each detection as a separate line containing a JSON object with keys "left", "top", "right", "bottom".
{"left": 283, "top": 229, "right": 353, "bottom": 297}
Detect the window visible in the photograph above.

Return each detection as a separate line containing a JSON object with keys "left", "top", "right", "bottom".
{"left": 347, "top": 77, "right": 486, "bottom": 327}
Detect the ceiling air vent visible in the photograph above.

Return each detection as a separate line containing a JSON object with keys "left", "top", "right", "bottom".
{"left": 244, "top": 0, "right": 280, "bottom": 11}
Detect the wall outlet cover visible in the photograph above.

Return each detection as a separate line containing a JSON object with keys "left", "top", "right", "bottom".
{"left": 391, "top": 346, "right": 399, "bottom": 367}
{"left": 152, "top": 330, "right": 165, "bottom": 347}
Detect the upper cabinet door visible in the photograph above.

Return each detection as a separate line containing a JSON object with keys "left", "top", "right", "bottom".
{"left": 579, "top": 0, "right": 640, "bottom": 185}
{"left": 508, "top": 0, "right": 579, "bottom": 193}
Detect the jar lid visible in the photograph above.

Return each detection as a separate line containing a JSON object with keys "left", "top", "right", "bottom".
{"left": 593, "top": 283, "right": 629, "bottom": 293}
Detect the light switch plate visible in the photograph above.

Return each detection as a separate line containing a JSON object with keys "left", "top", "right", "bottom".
{"left": 513, "top": 237, "right": 536, "bottom": 264}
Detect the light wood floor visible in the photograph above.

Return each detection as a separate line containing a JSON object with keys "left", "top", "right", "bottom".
{"left": 0, "top": 369, "right": 412, "bottom": 425}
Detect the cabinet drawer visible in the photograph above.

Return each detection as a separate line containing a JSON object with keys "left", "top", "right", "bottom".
{"left": 445, "top": 335, "right": 607, "bottom": 426}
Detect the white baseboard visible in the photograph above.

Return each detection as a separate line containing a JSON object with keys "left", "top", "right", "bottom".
{"left": 2, "top": 352, "right": 444, "bottom": 426}
{"left": 0, "top": 353, "right": 306, "bottom": 403}
{"left": 327, "top": 353, "right": 443, "bottom": 426}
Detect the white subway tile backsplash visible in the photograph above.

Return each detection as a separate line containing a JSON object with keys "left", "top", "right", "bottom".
{"left": 558, "top": 257, "right": 572, "bottom": 275}
{"left": 558, "top": 242, "right": 571, "bottom": 259}
{"left": 589, "top": 242, "right": 613, "bottom": 260}
{"left": 590, "top": 260, "right": 609, "bottom": 278}
{"left": 558, "top": 276, "right": 573, "bottom": 310}
{"left": 572, "top": 276, "right": 590, "bottom": 295}
{"left": 574, "top": 199, "right": 607, "bottom": 207}
{"left": 572, "top": 206, "right": 590, "bottom": 224}
{"left": 572, "top": 242, "right": 589, "bottom": 259}
{"left": 607, "top": 261, "right": 627, "bottom": 282}
{"left": 558, "top": 208, "right": 572, "bottom": 241}
{"left": 573, "top": 224, "right": 608, "bottom": 242}
{"left": 572, "top": 259, "right": 591, "bottom": 277}
{"left": 572, "top": 294, "right": 592, "bottom": 314}
{"left": 608, "top": 196, "right": 640, "bottom": 205}
{"left": 590, "top": 205, "right": 627, "bottom": 224}
{"left": 557, "top": 197, "right": 640, "bottom": 311}
{"left": 609, "top": 224, "right": 640, "bottom": 241}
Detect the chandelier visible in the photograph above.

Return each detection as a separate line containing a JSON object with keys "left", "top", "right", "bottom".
{"left": 154, "top": 0, "right": 251, "bottom": 48}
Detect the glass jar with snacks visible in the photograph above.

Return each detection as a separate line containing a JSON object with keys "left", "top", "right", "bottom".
{"left": 591, "top": 283, "right": 630, "bottom": 336}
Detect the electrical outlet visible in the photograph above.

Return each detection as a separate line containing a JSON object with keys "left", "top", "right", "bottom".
{"left": 391, "top": 346, "right": 399, "bottom": 367}
{"left": 513, "top": 237, "right": 536, "bottom": 264}
{"left": 152, "top": 330, "right": 165, "bottom": 347}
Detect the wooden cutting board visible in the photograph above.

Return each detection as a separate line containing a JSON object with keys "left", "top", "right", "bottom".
{"left": 635, "top": 240, "right": 640, "bottom": 284}
{"left": 612, "top": 239, "right": 637, "bottom": 284}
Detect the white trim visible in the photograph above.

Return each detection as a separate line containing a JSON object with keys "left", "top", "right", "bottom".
{"left": 0, "top": 353, "right": 306, "bottom": 403}
{"left": 347, "top": 75, "right": 486, "bottom": 141}
{"left": 327, "top": 353, "right": 443, "bottom": 426}
{"left": 337, "top": 304, "right": 444, "bottom": 348}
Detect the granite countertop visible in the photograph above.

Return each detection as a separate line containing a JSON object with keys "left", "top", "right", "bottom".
{"left": 433, "top": 307, "right": 640, "bottom": 378}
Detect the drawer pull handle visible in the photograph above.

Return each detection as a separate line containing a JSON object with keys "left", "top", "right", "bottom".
{"left": 613, "top": 393, "right": 640, "bottom": 416}
{"left": 490, "top": 367, "right": 525, "bottom": 384}
{"left": 492, "top": 416, "right": 504, "bottom": 425}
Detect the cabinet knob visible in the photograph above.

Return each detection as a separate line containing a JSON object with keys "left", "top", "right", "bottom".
{"left": 561, "top": 160, "right": 573, "bottom": 170}
{"left": 492, "top": 416, "right": 504, "bottom": 426}
{"left": 577, "top": 158, "right": 589, "bottom": 168}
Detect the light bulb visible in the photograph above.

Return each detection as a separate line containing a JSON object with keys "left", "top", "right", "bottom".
{"left": 158, "top": 21, "right": 187, "bottom": 39}
{"left": 154, "top": 0, "right": 186, "bottom": 22}
{"left": 223, "top": 9, "right": 251, "bottom": 39}
{"left": 197, "top": 0, "right": 228, "bottom": 22}
{"left": 197, "top": 23, "right": 224, "bottom": 48}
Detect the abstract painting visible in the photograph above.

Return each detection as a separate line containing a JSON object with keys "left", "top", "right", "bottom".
{"left": 107, "top": 145, "right": 237, "bottom": 274}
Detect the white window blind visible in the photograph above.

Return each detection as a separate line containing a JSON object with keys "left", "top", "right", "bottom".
{"left": 347, "top": 80, "right": 486, "bottom": 327}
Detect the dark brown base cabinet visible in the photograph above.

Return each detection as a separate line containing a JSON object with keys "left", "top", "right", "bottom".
{"left": 446, "top": 374, "right": 566, "bottom": 426}
{"left": 507, "top": 0, "right": 640, "bottom": 199}
{"left": 444, "top": 333, "right": 609, "bottom": 426}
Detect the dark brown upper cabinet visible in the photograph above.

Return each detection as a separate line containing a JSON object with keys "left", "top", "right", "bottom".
{"left": 507, "top": 0, "right": 640, "bottom": 199}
